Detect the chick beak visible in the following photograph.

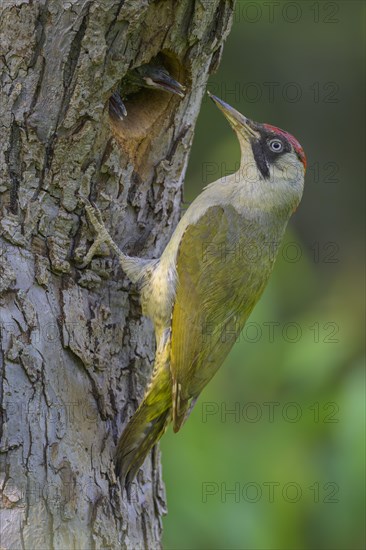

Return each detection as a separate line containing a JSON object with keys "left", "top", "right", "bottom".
{"left": 208, "top": 92, "right": 259, "bottom": 139}
{"left": 144, "top": 72, "right": 186, "bottom": 98}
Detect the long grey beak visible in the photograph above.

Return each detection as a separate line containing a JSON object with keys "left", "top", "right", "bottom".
{"left": 208, "top": 92, "right": 258, "bottom": 138}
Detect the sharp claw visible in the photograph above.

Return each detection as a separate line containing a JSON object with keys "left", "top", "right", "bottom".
{"left": 109, "top": 91, "right": 127, "bottom": 120}
{"left": 81, "top": 200, "right": 125, "bottom": 270}
{"left": 76, "top": 199, "right": 107, "bottom": 267}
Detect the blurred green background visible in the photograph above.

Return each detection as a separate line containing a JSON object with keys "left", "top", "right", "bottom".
{"left": 162, "top": 2, "right": 365, "bottom": 549}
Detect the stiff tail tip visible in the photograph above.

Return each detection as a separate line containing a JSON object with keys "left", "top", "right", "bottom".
{"left": 115, "top": 406, "right": 171, "bottom": 491}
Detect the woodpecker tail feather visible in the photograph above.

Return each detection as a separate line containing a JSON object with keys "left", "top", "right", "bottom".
{"left": 115, "top": 397, "right": 171, "bottom": 489}
{"left": 116, "top": 332, "right": 173, "bottom": 488}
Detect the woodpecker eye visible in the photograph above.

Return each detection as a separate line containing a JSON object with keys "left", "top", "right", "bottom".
{"left": 268, "top": 139, "right": 283, "bottom": 153}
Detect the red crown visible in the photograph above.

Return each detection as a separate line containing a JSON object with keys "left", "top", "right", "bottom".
{"left": 263, "top": 123, "right": 307, "bottom": 170}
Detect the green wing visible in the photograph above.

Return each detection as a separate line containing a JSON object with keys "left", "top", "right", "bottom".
{"left": 170, "top": 205, "right": 265, "bottom": 431}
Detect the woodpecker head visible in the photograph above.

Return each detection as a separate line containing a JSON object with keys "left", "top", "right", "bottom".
{"left": 109, "top": 64, "right": 186, "bottom": 121}
{"left": 208, "top": 93, "right": 306, "bottom": 209}
{"left": 131, "top": 64, "right": 186, "bottom": 97}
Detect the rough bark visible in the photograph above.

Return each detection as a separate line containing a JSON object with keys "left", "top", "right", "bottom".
{"left": 0, "top": 1, "right": 234, "bottom": 547}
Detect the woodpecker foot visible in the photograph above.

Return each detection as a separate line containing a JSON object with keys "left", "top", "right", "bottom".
{"left": 109, "top": 91, "right": 127, "bottom": 120}
{"left": 79, "top": 198, "right": 124, "bottom": 268}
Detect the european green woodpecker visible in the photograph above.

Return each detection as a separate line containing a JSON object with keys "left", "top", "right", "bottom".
{"left": 109, "top": 63, "right": 186, "bottom": 120}
{"left": 83, "top": 93, "right": 306, "bottom": 488}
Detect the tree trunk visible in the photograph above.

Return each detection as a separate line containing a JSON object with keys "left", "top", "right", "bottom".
{"left": 0, "top": 1, "right": 234, "bottom": 547}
